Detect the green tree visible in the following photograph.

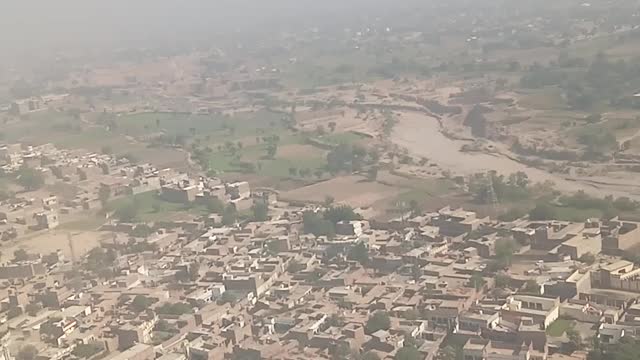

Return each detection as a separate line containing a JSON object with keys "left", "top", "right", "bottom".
{"left": 14, "top": 249, "right": 29, "bottom": 261}
{"left": 395, "top": 346, "right": 420, "bottom": 360}
{"left": 156, "top": 302, "right": 193, "bottom": 315}
{"left": 219, "top": 291, "right": 238, "bottom": 305}
{"left": 324, "top": 205, "right": 362, "bottom": 224}
{"left": 362, "top": 352, "right": 381, "bottom": 360}
{"left": 366, "top": 311, "right": 391, "bottom": 334}
{"left": 98, "top": 186, "right": 111, "bottom": 208}
{"left": 16, "top": 345, "right": 38, "bottom": 360}
{"left": 495, "top": 239, "right": 516, "bottom": 266}
{"left": 567, "top": 327, "right": 583, "bottom": 351}
{"left": 204, "top": 197, "right": 225, "bottom": 214}
{"left": 348, "top": 242, "right": 369, "bottom": 266}
{"left": 367, "top": 167, "right": 379, "bottom": 181}
{"left": 115, "top": 201, "right": 139, "bottom": 222}
{"left": 469, "top": 273, "right": 486, "bottom": 290}
{"left": 251, "top": 202, "right": 269, "bottom": 222}
{"left": 529, "top": 202, "right": 558, "bottom": 221}
{"left": 131, "top": 295, "right": 155, "bottom": 313}
{"left": 16, "top": 167, "right": 45, "bottom": 191}
{"left": 439, "top": 345, "right": 459, "bottom": 360}
{"left": 524, "top": 280, "right": 539, "bottom": 293}
{"left": 579, "top": 253, "right": 596, "bottom": 264}
{"left": 72, "top": 343, "right": 104, "bottom": 359}
{"left": 303, "top": 211, "right": 336, "bottom": 238}
{"left": 131, "top": 224, "right": 153, "bottom": 238}
{"left": 25, "top": 303, "right": 42, "bottom": 316}
{"left": 222, "top": 204, "right": 237, "bottom": 226}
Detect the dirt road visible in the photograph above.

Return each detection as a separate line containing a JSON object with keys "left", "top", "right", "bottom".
{"left": 392, "top": 111, "right": 640, "bottom": 199}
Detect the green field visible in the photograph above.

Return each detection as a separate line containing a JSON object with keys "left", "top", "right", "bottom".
{"left": 546, "top": 318, "right": 573, "bottom": 337}
{"left": 108, "top": 191, "right": 208, "bottom": 222}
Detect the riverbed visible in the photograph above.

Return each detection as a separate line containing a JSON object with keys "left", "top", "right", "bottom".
{"left": 392, "top": 111, "right": 640, "bottom": 200}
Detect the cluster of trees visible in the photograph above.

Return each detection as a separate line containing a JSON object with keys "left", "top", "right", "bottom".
{"left": 303, "top": 205, "right": 362, "bottom": 237}
{"left": 326, "top": 144, "right": 378, "bottom": 175}
{"left": 129, "top": 295, "right": 158, "bottom": 313}
{"left": 520, "top": 53, "right": 640, "bottom": 110}
{"left": 590, "top": 336, "right": 640, "bottom": 360}
{"left": 529, "top": 191, "right": 639, "bottom": 221}
{"left": 469, "top": 171, "right": 530, "bottom": 204}
{"left": 15, "top": 167, "right": 45, "bottom": 191}
{"left": 365, "top": 311, "right": 391, "bottom": 334}
{"left": 155, "top": 302, "right": 194, "bottom": 315}
{"left": 71, "top": 343, "right": 105, "bottom": 359}
{"left": 85, "top": 247, "right": 117, "bottom": 279}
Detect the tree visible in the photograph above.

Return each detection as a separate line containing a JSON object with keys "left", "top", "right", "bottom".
{"left": 222, "top": 204, "right": 237, "bottom": 226}
{"left": 25, "top": 303, "right": 42, "bottom": 316}
{"left": 131, "top": 224, "right": 153, "bottom": 238}
{"left": 156, "top": 302, "right": 193, "bottom": 315}
{"left": 219, "top": 291, "right": 238, "bottom": 305}
{"left": 16, "top": 345, "right": 38, "bottom": 360}
{"left": 14, "top": 249, "right": 29, "bottom": 261}
{"left": 98, "top": 186, "right": 111, "bottom": 208}
{"left": 395, "top": 346, "right": 420, "bottom": 360}
{"left": 324, "top": 196, "right": 335, "bottom": 207}
{"left": 579, "top": 253, "right": 596, "bottom": 264}
{"left": 131, "top": 295, "right": 155, "bottom": 313}
{"left": 495, "top": 273, "right": 511, "bottom": 288}
{"left": 328, "top": 122, "right": 337, "bottom": 132}
{"left": 524, "top": 280, "right": 539, "bottom": 293}
{"left": 567, "top": 327, "right": 583, "bottom": 351}
{"left": 529, "top": 202, "right": 558, "bottom": 221}
{"left": 266, "top": 143, "right": 278, "bottom": 159}
{"left": 115, "top": 201, "right": 139, "bottom": 222}
{"left": 72, "top": 343, "right": 104, "bottom": 359}
{"left": 324, "top": 205, "right": 362, "bottom": 225}
{"left": 439, "top": 346, "right": 459, "bottom": 360}
{"left": 204, "top": 197, "right": 225, "bottom": 213}
{"left": 16, "top": 167, "right": 45, "bottom": 191}
{"left": 188, "top": 262, "right": 200, "bottom": 281}
{"left": 495, "top": 239, "right": 516, "bottom": 266}
{"left": 101, "top": 145, "right": 113, "bottom": 154}
{"left": 366, "top": 311, "right": 391, "bottom": 334}
{"left": 366, "top": 167, "right": 379, "bottom": 181}
{"left": 303, "top": 211, "right": 335, "bottom": 237}
{"left": 348, "top": 242, "right": 369, "bottom": 265}
{"left": 469, "top": 273, "right": 486, "bottom": 290}
{"left": 251, "top": 202, "right": 269, "bottom": 222}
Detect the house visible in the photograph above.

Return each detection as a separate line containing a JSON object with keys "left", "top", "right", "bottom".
{"left": 34, "top": 211, "right": 59, "bottom": 230}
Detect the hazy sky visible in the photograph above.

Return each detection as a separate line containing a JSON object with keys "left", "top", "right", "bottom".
{"left": 1, "top": 0, "right": 423, "bottom": 54}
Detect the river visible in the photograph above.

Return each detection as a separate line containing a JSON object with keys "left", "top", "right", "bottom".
{"left": 392, "top": 111, "right": 640, "bottom": 200}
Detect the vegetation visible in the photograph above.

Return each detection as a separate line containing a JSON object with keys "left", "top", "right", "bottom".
{"left": 303, "top": 205, "right": 361, "bottom": 237}
{"left": 394, "top": 345, "right": 421, "bottom": 360}
{"left": 348, "top": 242, "right": 369, "bottom": 266}
{"left": 156, "top": 302, "right": 193, "bottom": 315}
{"left": 251, "top": 202, "right": 269, "bottom": 222}
{"left": 72, "top": 343, "right": 104, "bottom": 359}
{"left": 16, "top": 346, "right": 38, "bottom": 360}
{"left": 16, "top": 167, "right": 45, "bottom": 191}
{"left": 131, "top": 295, "right": 157, "bottom": 313}
{"left": 365, "top": 311, "right": 391, "bottom": 334}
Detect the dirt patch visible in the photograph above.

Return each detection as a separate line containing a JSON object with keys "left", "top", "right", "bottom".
{"left": 3, "top": 229, "right": 109, "bottom": 259}
{"left": 280, "top": 175, "right": 404, "bottom": 208}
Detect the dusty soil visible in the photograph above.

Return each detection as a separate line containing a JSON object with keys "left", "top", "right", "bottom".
{"left": 280, "top": 175, "right": 404, "bottom": 208}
